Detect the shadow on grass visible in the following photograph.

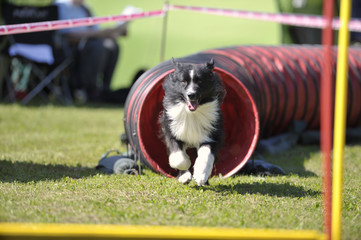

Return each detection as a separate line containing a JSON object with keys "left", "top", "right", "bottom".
{"left": 0, "top": 159, "right": 97, "bottom": 183}
{"left": 201, "top": 182, "right": 321, "bottom": 198}
{"left": 8, "top": 89, "right": 131, "bottom": 109}
{"left": 257, "top": 145, "right": 321, "bottom": 177}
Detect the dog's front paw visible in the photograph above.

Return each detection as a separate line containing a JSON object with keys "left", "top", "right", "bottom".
{"left": 193, "top": 159, "right": 213, "bottom": 186}
{"left": 193, "top": 145, "right": 215, "bottom": 186}
{"left": 177, "top": 170, "right": 192, "bottom": 184}
{"left": 193, "top": 172, "right": 209, "bottom": 186}
{"left": 169, "top": 150, "right": 191, "bottom": 170}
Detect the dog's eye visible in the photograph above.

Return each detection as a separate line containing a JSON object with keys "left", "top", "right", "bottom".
{"left": 181, "top": 80, "right": 187, "bottom": 85}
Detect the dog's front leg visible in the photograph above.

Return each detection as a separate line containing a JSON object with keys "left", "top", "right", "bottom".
{"left": 168, "top": 141, "right": 192, "bottom": 184}
{"left": 168, "top": 140, "right": 191, "bottom": 171}
{"left": 193, "top": 144, "right": 214, "bottom": 186}
{"left": 177, "top": 170, "right": 192, "bottom": 184}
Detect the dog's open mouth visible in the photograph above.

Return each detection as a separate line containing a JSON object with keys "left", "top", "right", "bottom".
{"left": 187, "top": 100, "right": 199, "bottom": 112}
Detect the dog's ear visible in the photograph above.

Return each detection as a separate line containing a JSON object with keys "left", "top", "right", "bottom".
{"left": 206, "top": 58, "right": 215, "bottom": 70}
{"left": 171, "top": 57, "right": 178, "bottom": 68}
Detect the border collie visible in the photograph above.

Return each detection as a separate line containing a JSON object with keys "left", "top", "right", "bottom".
{"left": 159, "top": 58, "right": 225, "bottom": 186}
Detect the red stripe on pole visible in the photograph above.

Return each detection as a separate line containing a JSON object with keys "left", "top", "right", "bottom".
{"left": 321, "top": 1, "right": 334, "bottom": 239}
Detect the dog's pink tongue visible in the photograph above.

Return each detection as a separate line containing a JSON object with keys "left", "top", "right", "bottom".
{"left": 187, "top": 101, "right": 199, "bottom": 111}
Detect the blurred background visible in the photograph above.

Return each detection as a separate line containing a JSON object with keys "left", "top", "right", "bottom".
{"left": 1, "top": 0, "right": 333, "bottom": 101}
{"left": 84, "top": 0, "right": 327, "bottom": 90}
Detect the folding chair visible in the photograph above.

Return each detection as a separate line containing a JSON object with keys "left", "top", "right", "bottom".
{"left": 1, "top": 2, "right": 73, "bottom": 105}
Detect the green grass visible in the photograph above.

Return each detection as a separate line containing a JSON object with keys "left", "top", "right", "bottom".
{"left": 0, "top": 104, "right": 360, "bottom": 239}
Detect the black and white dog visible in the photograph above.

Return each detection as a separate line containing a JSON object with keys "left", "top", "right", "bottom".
{"left": 159, "top": 58, "right": 225, "bottom": 186}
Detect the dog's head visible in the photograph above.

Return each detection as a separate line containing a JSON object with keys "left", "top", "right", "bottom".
{"left": 164, "top": 58, "right": 220, "bottom": 112}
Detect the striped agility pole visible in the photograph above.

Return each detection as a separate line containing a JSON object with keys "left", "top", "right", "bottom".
{"left": 332, "top": 0, "right": 352, "bottom": 239}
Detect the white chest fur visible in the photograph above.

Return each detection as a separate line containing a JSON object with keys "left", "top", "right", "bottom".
{"left": 166, "top": 100, "right": 219, "bottom": 147}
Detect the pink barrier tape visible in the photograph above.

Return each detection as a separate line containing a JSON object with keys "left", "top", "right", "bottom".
{"left": 169, "top": 4, "right": 361, "bottom": 32}
{"left": 2, "top": 4, "right": 361, "bottom": 36}
{"left": 0, "top": 10, "right": 164, "bottom": 35}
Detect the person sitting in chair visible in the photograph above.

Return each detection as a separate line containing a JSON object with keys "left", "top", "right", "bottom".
{"left": 55, "top": 0, "right": 129, "bottom": 103}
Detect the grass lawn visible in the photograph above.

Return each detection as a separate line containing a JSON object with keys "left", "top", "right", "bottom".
{"left": 0, "top": 104, "right": 360, "bottom": 239}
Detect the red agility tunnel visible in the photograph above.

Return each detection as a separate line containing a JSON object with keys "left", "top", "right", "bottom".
{"left": 124, "top": 45, "right": 361, "bottom": 178}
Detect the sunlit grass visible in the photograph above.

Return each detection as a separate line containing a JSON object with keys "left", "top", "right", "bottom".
{"left": 0, "top": 104, "right": 360, "bottom": 239}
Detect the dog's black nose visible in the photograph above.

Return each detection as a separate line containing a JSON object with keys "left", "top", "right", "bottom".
{"left": 187, "top": 93, "right": 197, "bottom": 100}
